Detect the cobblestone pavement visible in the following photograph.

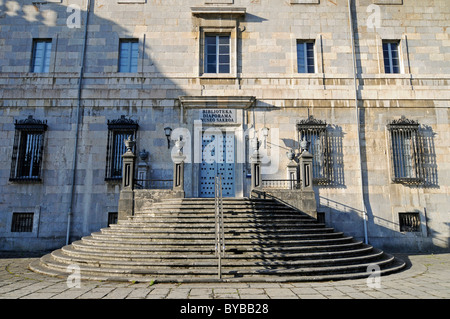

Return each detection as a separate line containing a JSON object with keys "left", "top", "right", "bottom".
{"left": 0, "top": 252, "right": 449, "bottom": 300}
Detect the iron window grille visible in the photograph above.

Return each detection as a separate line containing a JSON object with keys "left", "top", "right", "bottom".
{"left": 297, "top": 40, "right": 315, "bottom": 73}
{"left": 105, "top": 115, "right": 138, "bottom": 181}
{"left": 296, "top": 116, "right": 330, "bottom": 184}
{"left": 387, "top": 116, "right": 424, "bottom": 185}
{"left": 11, "top": 213, "right": 34, "bottom": 232}
{"left": 399, "top": 212, "right": 421, "bottom": 232}
{"left": 10, "top": 116, "right": 47, "bottom": 182}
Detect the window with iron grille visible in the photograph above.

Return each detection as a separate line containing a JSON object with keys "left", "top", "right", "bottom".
{"left": 296, "top": 116, "right": 330, "bottom": 184}
{"left": 105, "top": 115, "right": 138, "bottom": 181}
{"left": 387, "top": 116, "right": 424, "bottom": 184}
{"left": 11, "top": 213, "right": 34, "bottom": 232}
{"left": 10, "top": 116, "right": 47, "bottom": 182}
{"left": 399, "top": 212, "right": 421, "bottom": 232}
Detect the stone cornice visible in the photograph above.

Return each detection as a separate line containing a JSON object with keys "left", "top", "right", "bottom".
{"left": 179, "top": 96, "right": 255, "bottom": 109}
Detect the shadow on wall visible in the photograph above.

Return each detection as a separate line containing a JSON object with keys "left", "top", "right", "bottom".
{"left": 317, "top": 195, "right": 449, "bottom": 253}
{"left": 0, "top": 0, "right": 186, "bottom": 246}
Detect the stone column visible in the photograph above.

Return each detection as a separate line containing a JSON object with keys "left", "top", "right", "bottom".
{"left": 118, "top": 137, "right": 136, "bottom": 221}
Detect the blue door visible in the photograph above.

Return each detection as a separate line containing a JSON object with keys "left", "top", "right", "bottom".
{"left": 200, "top": 132, "right": 235, "bottom": 198}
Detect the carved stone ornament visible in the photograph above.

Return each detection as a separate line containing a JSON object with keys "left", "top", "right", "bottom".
{"left": 124, "top": 136, "right": 136, "bottom": 152}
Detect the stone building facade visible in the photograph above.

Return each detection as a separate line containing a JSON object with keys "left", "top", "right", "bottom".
{"left": 0, "top": 0, "right": 448, "bottom": 252}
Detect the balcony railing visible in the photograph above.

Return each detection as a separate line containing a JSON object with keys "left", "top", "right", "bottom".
{"left": 261, "top": 179, "right": 301, "bottom": 190}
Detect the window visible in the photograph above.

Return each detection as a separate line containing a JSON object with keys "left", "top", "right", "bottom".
{"left": 108, "top": 212, "right": 118, "bottom": 226}
{"left": 119, "top": 39, "right": 139, "bottom": 72}
{"left": 387, "top": 116, "right": 424, "bottom": 184}
{"left": 399, "top": 212, "right": 420, "bottom": 232}
{"left": 296, "top": 116, "right": 329, "bottom": 184}
{"left": 31, "top": 39, "right": 52, "bottom": 73}
{"left": 11, "top": 213, "right": 34, "bottom": 233}
{"left": 383, "top": 41, "right": 400, "bottom": 74}
{"left": 10, "top": 116, "right": 47, "bottom": 182}
{"left": 105, "top": 115, "right": 138, "bottom": 180}
{"left": 204, "top": 34, "right": 230, "bottom": 74}
{"left": 297, "top": 40, "right": 315, "bottom": 73}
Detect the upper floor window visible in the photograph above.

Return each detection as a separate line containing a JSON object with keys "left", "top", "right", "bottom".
{"left": 387, "top": 116, "right": 424, "bottom": 184}
{"left": 204, "top": 34, "right": 231, "bottom": 74}
{"left": 105, "top": 115, "right": 139, "bottom": 181}
{"left": 31, "top": 39, "right": 52, "bottom": 73}
{"left": 383, "top": 41, "right": 400, "bottom": 74}
{"left": 119, "top": 39, "right": 139, "bottom": 73}
{"left": 297, "top": 40, "right": 315, "bottom": 73}
{"left": 10, "top": 116, "right": 47, "bottom": 182}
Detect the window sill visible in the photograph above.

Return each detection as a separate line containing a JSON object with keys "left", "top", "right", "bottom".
{"left": 9, "top": 177, "right": 42, "bottom": 183}
{"left": 199, "top": 73, "right": 237, "bottom": 79}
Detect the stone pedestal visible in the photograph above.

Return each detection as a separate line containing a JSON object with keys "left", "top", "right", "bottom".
{"left": 118, "top": 140, "right": 136, "bottom": 221}
{"left": 287, "top": 160, "right": 298, "bottom": 190}
{"left": 250, "top": 152, "right": 262, "bottom": 190}
{"left": 172, "top": 153, "right": 186, "bottom": 193}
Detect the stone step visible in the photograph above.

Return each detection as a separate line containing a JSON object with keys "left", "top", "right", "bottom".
{"left": 31, "top": 252, "right": 401, "bottom": 281}
{"left": 106, "top": 225, "right": 335, "bottom": 235}
{"left": 85, "top": 233, "right": 355, "bottom": 248}
{"left": 28, "top": 197, "right": 406, "bottom": 282}
{"left": 51, "top": 247, "right": 386, "bottom": 269}
{"left": 72, "top": 239, "right": 366, "bottom": 254}
{"left": 98, "top": 229, "right": 345, "bottom": 241}
{"left": 63, "top": 243, "right": 375, "bottom": 261}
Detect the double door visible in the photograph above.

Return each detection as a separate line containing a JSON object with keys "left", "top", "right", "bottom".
{"left": 199, "top": 132, "right": 235, "bottom": 198}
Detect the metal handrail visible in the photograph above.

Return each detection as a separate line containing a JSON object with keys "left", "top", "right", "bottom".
{"left": 215, "top": 175, "right": 225, "bottom": 279}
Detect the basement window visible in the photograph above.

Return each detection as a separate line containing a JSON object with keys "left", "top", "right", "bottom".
{"left": 11, "top": 213, "right": 34, "bottom": 233}
{"left": 399, "top": 212, "right": 421, "bottom": 232}
{"left": 108, "top": 212, "right": 118, "bottom": 226}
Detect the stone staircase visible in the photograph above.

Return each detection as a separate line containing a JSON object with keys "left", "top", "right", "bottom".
{"left": 29, "top": 198, "right": 405, "bottom": 282}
